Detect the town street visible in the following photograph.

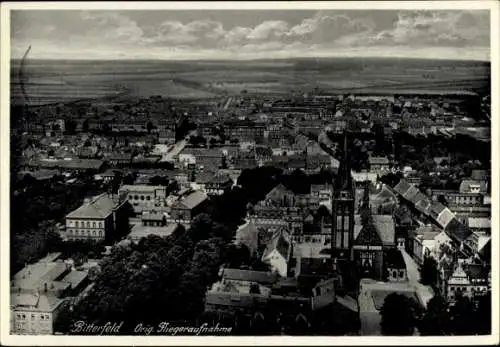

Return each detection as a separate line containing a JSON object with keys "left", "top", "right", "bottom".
{"left": 401, "top": 249, "right": 434, "bottom": 308}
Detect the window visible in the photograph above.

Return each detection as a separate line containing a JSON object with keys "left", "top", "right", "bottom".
{"left": 146, "top": 196, "right": 151, "bottom": 201}
{"left": 86, "top": 222, "right": 90, "bottom": 228}
{"left": 140, "top": 195, "right": 145, "bottom": 201}
{"left": 99, "top": 222, "right": 103, "bottom": 228}
{"left": 399, "top": 270, "right": 405, "bottom": 278}
{"left": 93, "top": 231, "right": 96, "bottom": 236}
{"left": 99, "top": 231, "right": 103, "bottom": 237}
{"left": 75, "top": 221, "right": 79, "bottom": 227}
{"left": 92, "top": 222, "right": 96, "bottom": 228}
{"left": 392, "top": 270, "right": 397, "bottom": 278}
{"left": 31, "top": 314, "right": 35, "bottom": 320}
{"left": 134, "top": 195, "right": 139, "bottom": 200}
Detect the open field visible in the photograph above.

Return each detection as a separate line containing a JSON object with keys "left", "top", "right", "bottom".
{"left": 10, "top": 58, "right": 490, "bottom": 105}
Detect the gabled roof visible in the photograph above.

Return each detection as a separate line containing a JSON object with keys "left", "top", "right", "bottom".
{"left": 265, "top": 183, "right": 294, "bottom": 202}
{"left": 372, "top": 215, "right": 396, "bottom": 246}
{"left": 172, "top": 190, "right": 208, "bottom": 210}
{"left": 436, "top": 207, "right": 455, "bottom": 229}
{"left": 66, "top": 193, "right": 119, "bottom": 219}
{"left": 262, "top": 228, "right": 291, "bottom": 260}
{"left": 355, "top": 224, "right": 383, "bottom": 246}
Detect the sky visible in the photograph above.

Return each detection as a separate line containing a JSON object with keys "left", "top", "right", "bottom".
{"left": 10, "top": 9, "right": 491, "bottom": 61}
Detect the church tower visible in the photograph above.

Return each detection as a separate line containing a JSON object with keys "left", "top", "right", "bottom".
{"left": 331, "top": 131, "right": 356, "bottom": 261}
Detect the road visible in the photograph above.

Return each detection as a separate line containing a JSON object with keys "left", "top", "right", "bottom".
{"left": 401, "top": 249, "right": 434, "bottom": 308}
{"left": 161, "top": 130, "right": 197, "bottom": 162}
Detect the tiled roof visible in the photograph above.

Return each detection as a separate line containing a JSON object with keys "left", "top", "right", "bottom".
{"left": 372, "top": 215, "right": 395, "bottom": 246}
{"left": 60, "top": 270, "right": 88, "bottom": 289}
{"left": 173, "top": 190, "right": 208, "bottom": 210}
{"left": 444, "top": 218, "right": 472, "bottom": 243}
{"left": 355, "top": 224, "right": 383, "bottom": 246}
{"left": 13, "top": 262, "right": 68, "bottom": 291}
{"left": 11, "top": 292, "right": 65, "bottom": 312}
{"left": 436, "top": 207, "right": 455, "bottom": 229}
{"left": 66, "top": 193, "right": 118, "bottom": 219}
{"left": 393, "top": 179, "right": 412, "bottom": 196}
{"left": 262, "top": 228, "right": 291, "bottom": 260}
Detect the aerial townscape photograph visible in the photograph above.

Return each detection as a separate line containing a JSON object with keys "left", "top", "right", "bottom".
{"left": 2, "top": 1, "right": 497, "bottom": 343}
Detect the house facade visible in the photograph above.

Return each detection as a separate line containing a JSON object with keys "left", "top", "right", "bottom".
{"left": 64, "top": 193, "right": 130, "bottom": 243}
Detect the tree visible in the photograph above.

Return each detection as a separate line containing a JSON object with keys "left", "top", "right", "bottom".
{"left": 475, "top": 292, "right": 491, "bottom": 335}
{"left": 380, "top": 293, "right": 416, "bottom": 335}
{"left": 449, "top": 295, "right": 477, "bottom": 335}
{"left": 419, "top": 295, "right": 450, "bottom": 335}
{"left": 420, "top": 256, "right": 438, "bottom": 287}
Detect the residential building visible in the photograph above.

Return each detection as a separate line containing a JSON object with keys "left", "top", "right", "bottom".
{"left": 169, "top": 190, "right": 209, "bottom": 225}
{"left": 446, "top": 263, "right": 490, "bottom": 303}
{"left": 261, "top": 228, "right": 293, "bottom": 277}
{"left": 10, "top": 253, "right": 90, "bottom": 335}
{"left": 64, "top": 192, "right": 130, "bottom": 243}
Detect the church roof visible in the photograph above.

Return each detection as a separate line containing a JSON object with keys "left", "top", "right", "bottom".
{"left": 355, "top": 224, "right": 383, "bottom": 246}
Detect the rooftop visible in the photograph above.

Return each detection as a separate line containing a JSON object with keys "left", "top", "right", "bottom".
{"left": 66, "top": 193, "right": 121, "bottom": 219}
{"left": 173, "top": 190, "right": 208, "bottom": 210}
{"left": 128, "top": 224, "right": 178, "bottom": 240}
{"left": 221, "top": 268, "right": 279, "bottom": 285}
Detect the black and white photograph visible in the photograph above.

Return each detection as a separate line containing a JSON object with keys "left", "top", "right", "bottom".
{"left": 1, "top": 1, "right": 498, "bottom": 344}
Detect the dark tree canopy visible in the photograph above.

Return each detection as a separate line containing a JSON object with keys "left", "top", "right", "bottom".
{"left": 380, "top": 293, "right": 416, "bottom": 336}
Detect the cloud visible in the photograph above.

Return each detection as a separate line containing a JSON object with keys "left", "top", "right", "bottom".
{"left": 10, "top": 10, "right": 491, "bottom": 60}
{"left": 286, "top": 13, "right": 373, "bottom": 44}
{"left": 363, "top": 10, "right": 490, "bottom": 47}
{"left": 80, "top": 11, "right": 144, "bottom": 43}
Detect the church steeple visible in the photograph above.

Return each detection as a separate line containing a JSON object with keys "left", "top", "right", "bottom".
{"left": 332, "top": 130, "right": 356, "bottom": 261}
{"left": 335, "top": 131, "right": 353, "bottom": 193}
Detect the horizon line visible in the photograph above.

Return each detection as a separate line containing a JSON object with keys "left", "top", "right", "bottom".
{"left": 9, "top": 56, "right": 492, "bottom": 63}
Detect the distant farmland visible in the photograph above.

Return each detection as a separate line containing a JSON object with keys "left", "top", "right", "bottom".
{"left": 10, "top": 58, "right": 490, "bottom": 105}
